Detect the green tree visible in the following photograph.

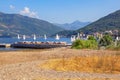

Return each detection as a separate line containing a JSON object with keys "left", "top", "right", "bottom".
{"left": 88, "top": 35, "right": 96, "bottom": 41}
{"left": 99, "top": 35, "right": 113, "bottom": 47}
{"left": 72, "top": 39, "right": 98, "bottom": 49}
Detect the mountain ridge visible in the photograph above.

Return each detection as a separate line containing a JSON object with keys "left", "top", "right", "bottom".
{"left": 0, "top": 12, "right": 64, "bottom": 37}
{"left": 77, "top": 10, "right": 120, "bottom": 34}
{"left": 54, "top": 9, "right": 120, "bottom": 37}
{"left": 54, "top": 20, "right": 91, "bottom": 30}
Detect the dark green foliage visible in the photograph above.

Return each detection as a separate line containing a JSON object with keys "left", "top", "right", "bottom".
{"left": 98, "top": 34, "right": 120, "bottom": 50}
{"left": 72, "top": 39, "right": 98, "bottom": 49}
{"left": 78, "top": 10, "right": 120, "bottom": 34}
{"left": 99, "top": 35, "right": 113, "bottom": 47}
{"left": 71, "top": 39, "right": 83, "bottom": 49}
{"left": 88, "top": 35, "right": 96, "bottom": 41}
{"left": 0, "top": 12, "right": 64, "bottom": 37}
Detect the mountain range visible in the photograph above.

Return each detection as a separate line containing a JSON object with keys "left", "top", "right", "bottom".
{"left": 55, "top": 9, "right": 120, "bottom": 37}
{"left": 0, "top": 12, "right": 64, "bottom": 37}
{"left": 54, "top": 20, "right": 91, "bottom": 30}
{"left": 78, "top": 10, "right": 120, "bottom": 34}
{"left": 1, "top": 9, "right": 120, "bottom": 38}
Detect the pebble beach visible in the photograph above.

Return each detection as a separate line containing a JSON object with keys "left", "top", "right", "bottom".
{"left": 0, "top": 48, "right": 120, "bottom": 80}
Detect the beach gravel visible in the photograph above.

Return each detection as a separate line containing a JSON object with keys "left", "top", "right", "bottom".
{"left": 0, "top": 48, "right": 120, "bottom": 80}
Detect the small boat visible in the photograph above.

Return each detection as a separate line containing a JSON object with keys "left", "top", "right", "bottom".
{"left": 71, "top": 35, "right": 76, "bottom": 42}
{"left": 116, "top": 36, "right": 119, "bottom": 40}
{"left": 17, "top": 34, "right": 20, "bottom": 39}
{"left": 33, "top": 34, "right": 36, "bottom": 40}
{"left": 23, "top": 35, "right": 26, "bottom": 40}
{"left": 44, "top": 34, "right": 47, "bottom": 40}
{"left": 56, "top": 34, "right": 60, "bottom": 40}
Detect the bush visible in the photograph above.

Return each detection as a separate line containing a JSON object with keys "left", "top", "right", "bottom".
{"left": 99, "top": 34, "right": 113, "bottom": 47}
{"left": 106, "top": 41, "right": 120, "bottom": 50}
{"left": 71, "top": 39, "right": 98, "bottom": 49}
{"left": 117, "top": 40, "right": 120, "bottom": 46}
{"left": 88, "top": 35, "right": 96, "bottom": 41}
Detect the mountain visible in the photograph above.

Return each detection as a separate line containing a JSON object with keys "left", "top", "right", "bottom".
{"left": 54, "top": 20, "right": 91, "bottom": 30}
{"left": 0, "top": 12, "right": 64, "bottom": 37}
{"left": 54, "top": 10, "right": 120, "bottom": 37}
{"left": 78, "top": 10, "right": 120, "bottom": 34}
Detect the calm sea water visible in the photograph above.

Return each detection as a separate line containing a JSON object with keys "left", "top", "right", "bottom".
{"left": 0, "top": 37, "right": 71, "bottom": 44}
{"left": 0, "top": 37, "right": 71, "bottom": 51}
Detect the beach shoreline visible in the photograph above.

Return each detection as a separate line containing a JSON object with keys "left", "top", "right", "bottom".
{"left": 0, "top": 47, "right": 120, "bottom": 80}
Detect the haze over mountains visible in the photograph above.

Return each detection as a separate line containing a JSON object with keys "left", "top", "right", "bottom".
{"left": 0, "top": 12, "right": 64, "bottom": 37}
{"left": 54, "top": 20, "right": 91, "bottom": 30}
{"left": 55, "top": 10, "right": 120, "bottom": 37}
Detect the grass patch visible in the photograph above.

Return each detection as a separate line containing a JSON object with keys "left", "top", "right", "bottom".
{"left": 41, "top": 55, "right": 120, "bottom": 74}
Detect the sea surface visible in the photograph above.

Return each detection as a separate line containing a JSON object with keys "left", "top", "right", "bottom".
{"left": 0, "top": 37, "right": 71, "bottom": 51}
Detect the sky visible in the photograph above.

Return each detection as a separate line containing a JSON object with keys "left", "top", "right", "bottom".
{"left": 0, "top": 0, "right": 120, "bottom": 23}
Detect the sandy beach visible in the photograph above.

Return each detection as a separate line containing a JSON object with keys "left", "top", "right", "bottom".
{"left": 0, "top": 47, "right": 120, "bottom": 80}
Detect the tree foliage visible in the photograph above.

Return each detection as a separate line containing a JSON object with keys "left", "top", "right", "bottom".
{"left": 99, "top": 35, "right": 113, "bottom": 47}
{"left": 88, "top": 35, "right": 96, "bottom": 41}
{"left": 72, "top": 39, "right": 98, "bottom": 49}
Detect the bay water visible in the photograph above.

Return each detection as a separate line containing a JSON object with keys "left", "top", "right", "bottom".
{"left": 0, "top": 37, "right": 71, "bottom": 51}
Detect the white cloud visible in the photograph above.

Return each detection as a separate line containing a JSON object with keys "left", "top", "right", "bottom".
{"left": 20, "top": 7, "right": 39, "bottom": 18}
{"left": 10, "top": 5, "right": 15, "bottom": 9}
{"left": 20, "top": 7, "right": 30, "bottom": 14}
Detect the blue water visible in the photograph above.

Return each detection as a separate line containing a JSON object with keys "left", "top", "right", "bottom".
{"left": 0, "top": 37, "right": 71, "bottom": 44}
{"left": 0, "top": 37, "right": 71, "bottom": 51}
{"left": 0, "top": 48, "right": 22, "bottom": 51}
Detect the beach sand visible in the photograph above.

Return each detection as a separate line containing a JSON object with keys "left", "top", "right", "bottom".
{"left": 0, "top": 47, "right": 120, "bottom": 80}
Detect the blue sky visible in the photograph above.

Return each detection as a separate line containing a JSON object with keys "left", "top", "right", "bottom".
{"left": 0, "top": 0, "right": 120, "bottom": 23}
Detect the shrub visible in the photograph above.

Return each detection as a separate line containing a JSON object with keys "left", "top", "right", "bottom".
{"left": 106, "top": 44, "right": 120, "bottom": 50}
{"left": 88, "top": 35, "right": 96, "bottom": 41}
{"left": 116, "top": 40, "right": 120, "bottom": 46}
{"left": 71, "top": 39, "right": 98, "bottom": 49}
{"left": 106, "top": 40, "right": 120, "bottom": 50}
{"left": 99, "top": 34, "right": 113, "bottom": 47}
